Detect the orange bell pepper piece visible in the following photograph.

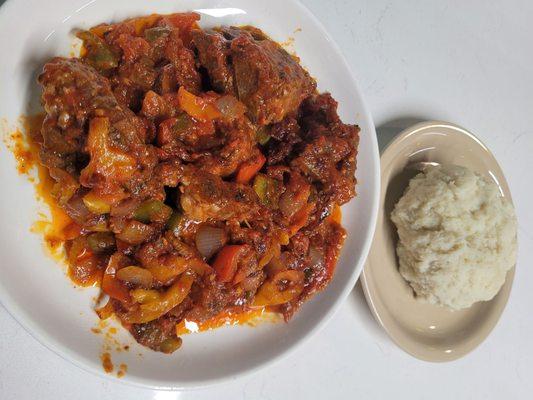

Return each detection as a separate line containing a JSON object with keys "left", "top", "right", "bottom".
{"left": 288, "top": 203, "right": 314, "bottom": 236}
{"left": 102, "top": 263, "right": 133, "bottom": 306}
{"left": 325, "top": 244, "right": 340, "bottom": 280}
{"left": 62, "top": 222, "right": 82, "bottom": 241}
{"left": 177, "top": 87, "right": 221, "bottom": 122}
{"left": 235, "top": 152, "right": 266, "bottom": 184}
{"left": 329, "top": 204, "right": 342, "bottom": 224}
{"left": 212, "top": 245, "right": 245, "bottom": 282}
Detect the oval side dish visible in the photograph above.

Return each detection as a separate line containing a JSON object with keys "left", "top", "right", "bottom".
{"left": 361, "top": 121, "right": 516, "bottom": 362}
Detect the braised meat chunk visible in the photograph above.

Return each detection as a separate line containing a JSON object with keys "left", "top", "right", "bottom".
{"left": 193, "top": 26, "right": 316, "bottom": 125}
{"left": 180, "top": 171, "right": 264, "bottom": 222}
{"left": 38, "top": 57, "right": 161, "bottom": 216}
{"left": 35, "top": 12, "right": 359, "bottom": 354}
{"left": 192, "top": 29, "right": 235, "bottom": 94}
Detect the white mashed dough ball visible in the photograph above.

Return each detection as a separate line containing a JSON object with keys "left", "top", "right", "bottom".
{"left": 391, "top": 164, "right": 517, "bottom": 310}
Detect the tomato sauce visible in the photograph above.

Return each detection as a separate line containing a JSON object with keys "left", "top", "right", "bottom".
{"left": 176, "top": 306, "right": 279, "bottom": 335}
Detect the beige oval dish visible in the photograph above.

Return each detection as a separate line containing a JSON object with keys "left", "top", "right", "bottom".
{"left": 360, "top": 121, "right": 516, "bottom": 362}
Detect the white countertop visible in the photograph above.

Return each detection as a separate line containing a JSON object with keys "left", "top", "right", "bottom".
{"left": 1, "top": 0, "right": 532, "bottom": 398}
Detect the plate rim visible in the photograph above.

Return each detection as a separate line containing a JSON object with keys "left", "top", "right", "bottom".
{"left": 360, "top": 119, "right": 516, "bottom": 363}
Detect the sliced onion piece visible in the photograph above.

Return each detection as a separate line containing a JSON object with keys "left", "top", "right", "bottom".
{"left": 278, "top": 174, "right": 311, "bottom": 218}
{"left": 116, "top": 266, "right": 154, "bottom": 288}
{"left": 308, "top": 245, "right": 325, "bottom": 268}
{"left": 241, "top": 272, "right": 264, "bottom": 292}
{"left": 64, "top": 194, "right": 92, "bottom": 224}
{"left": 110, "top": 198, "right": 141, "bottom": 218}
{"left": 116, "top": 220, "right": 154, "bottom": 245}
{"left": 195, "top": 225, "right": 228, "bottom": 259}
{"left": 102, "top": 254, "right": 133, "bottom": 304}
{"left": 215, "top": 95, "right": 246, "bottom": 120}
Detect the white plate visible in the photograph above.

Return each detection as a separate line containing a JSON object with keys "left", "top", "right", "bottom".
{"left": 0, "top": 0, "right": 379, "bottom": 389}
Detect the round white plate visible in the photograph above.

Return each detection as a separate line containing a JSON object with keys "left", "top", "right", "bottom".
{"left": 0, "top": 0, "right": 379, "bottom": 389}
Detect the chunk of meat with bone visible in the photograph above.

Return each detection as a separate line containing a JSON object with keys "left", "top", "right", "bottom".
{"left": 130, "top": 316, "right": 182, "bottom": 353}
{"left": 39, "top": 57, "right": 118, "bottom": 127}
{"left": 193, "top": 27, "right": 316, "bottom": 125}
{"left": 192, "top": 29, "right": 235, "bottom": 93}
{"left": 140, "top": 88, "right": 254, "bottom": 177}
{"left": 38, "top": 57, "right": 117, "bottom": 172}
{"left": 266, "top": 116, "right": 302, "bottom": 165}
{"left": 193, "top": 119, "right": 256, "bottom": 176}
{"left": 292, "top": 93, "right": 359, "bottom": 220}
{"left": 38, "top": 57, "right": 159, "bottom": 201}
{"left": 180, "top": 171, "right": 264, "bottom": 222}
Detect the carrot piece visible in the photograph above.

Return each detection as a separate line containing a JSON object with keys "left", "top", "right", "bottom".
{"left": 212, "top": 245, "right": 245, "bottom": 282}
{"left": 278, "top": 230, "right": 290, "bottom": 246}
{"left": 329, "top": 204, "right": 342, "bottom": 224}
{"left": 235, "top": 152, "right": 266, "bottom": 184}
{"left": 325, "top": 244, "right": 339, "bottom": 279}
{"left": 157, "top": 118, "right": 179, "bottom": 146}
{"left": 289, "top": 203, "right": 314, "bottom": 236}
{"left": 102, "top": 263, "right": 133, "bottom": 306}
{"left": 177, "top": 87, "right": 221, "bottom": 122}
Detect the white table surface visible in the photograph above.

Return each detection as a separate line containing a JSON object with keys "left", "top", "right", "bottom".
{"left": 1, "top": 0, "right": 532, "bottom": 398}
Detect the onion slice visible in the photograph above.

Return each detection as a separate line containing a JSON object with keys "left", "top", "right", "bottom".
{"left": 308, "top": 246, "right": 325, "bottom": 268}
{"left": 195, "top": 225, "right": 228, "bottom": 259}
{"left": 215, "top": 95, "right": 246, "bottom": 120}
{"left": 116, "top": 266, "right": 154, "bottom": 288}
